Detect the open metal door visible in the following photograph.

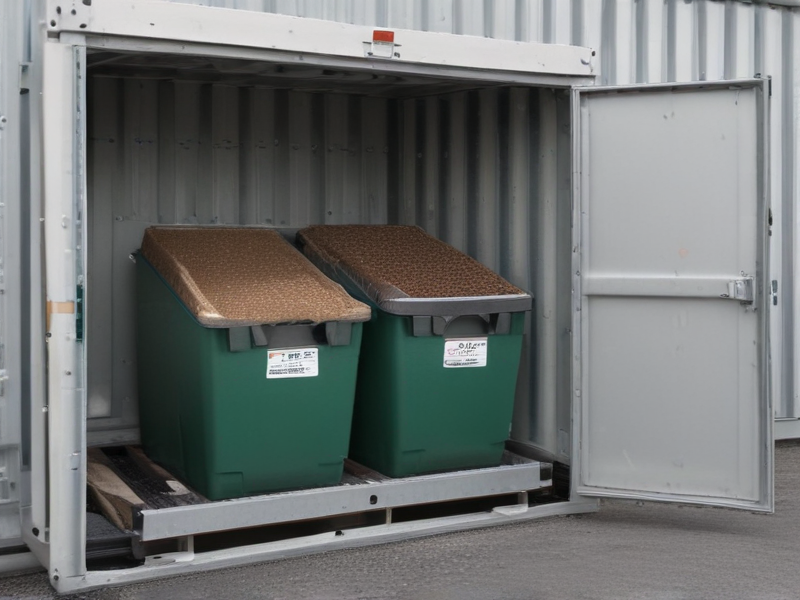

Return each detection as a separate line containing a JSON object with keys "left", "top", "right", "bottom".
{"left": 572, "top": 80, "right": 772, "bottom": 512}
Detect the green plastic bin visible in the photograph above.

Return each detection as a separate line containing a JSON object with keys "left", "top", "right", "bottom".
{"left": 297, "top": 225, "right": 532, "bottom": 478}
{"left": 136, "top": 227, "right": 371, "bottom": 500}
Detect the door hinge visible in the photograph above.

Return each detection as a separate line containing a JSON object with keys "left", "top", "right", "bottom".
{"left": 19, "top": 62, "right": 30, "bottom": 94}
{"left": 76, "top": 284, "right": 84, "bottom": 342}
{"left": 0, "top": 469, "right": 9, "bottom": 502}
{"left": 722, "top": 277, "right": 754, "bottom": 304}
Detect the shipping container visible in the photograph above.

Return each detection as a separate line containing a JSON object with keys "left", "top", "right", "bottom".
{"left": 0, "top": 0, "right": 797, "bottom": 592}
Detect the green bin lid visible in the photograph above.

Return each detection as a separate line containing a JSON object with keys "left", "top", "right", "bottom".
{"left": 140, "top": 226, "right": 371, "bottom": 328}
{"left": 297, "top": 225, "right": 532, "bottom": 316}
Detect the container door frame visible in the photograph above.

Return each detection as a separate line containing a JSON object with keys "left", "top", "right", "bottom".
{"left": 571, "top": 80, "right": 773, "bottom": 512}
{"left": 39, "top": 6, "right": 598, "bottom": 589}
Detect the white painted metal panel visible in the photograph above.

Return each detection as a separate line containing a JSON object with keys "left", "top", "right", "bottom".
{"left": 0, "top": 0, "right": 24, "bottom": 549}
{"left": 48, "top": 1, "right": 593, "bottom": 79}
{"left": 573, "top": 81, "right": 772, "bottom": 511}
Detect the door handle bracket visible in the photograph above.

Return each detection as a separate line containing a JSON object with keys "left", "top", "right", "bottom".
{"left": 723, "top": 277, "right": 754, "bottom": 304}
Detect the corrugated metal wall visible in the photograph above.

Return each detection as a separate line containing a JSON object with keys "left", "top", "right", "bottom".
{"left": 87, "top": 0, "right": 800, "bottom": 452}
{"left": 88, "top": 78, "right": 556, "bottom": 282}
{"left": 86, "top": 77, "right": 567, "bottom": 437}
{"left": 0, "top": 0, "right": 23, "bottom": 546}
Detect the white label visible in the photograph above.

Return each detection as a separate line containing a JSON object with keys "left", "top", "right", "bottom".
{"left": 443, "top": 338, "right": 488, "bottom": 368}
{"left": 267, "top": 347, "right": 319, "bottom": 379}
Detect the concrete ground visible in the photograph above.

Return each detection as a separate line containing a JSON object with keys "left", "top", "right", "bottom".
{"left": 4, "top": 441, "right": 799, "bottom": 600}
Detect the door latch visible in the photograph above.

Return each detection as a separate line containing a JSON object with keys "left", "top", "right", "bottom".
{"left": 723, "top": 277, "right": 754, "bottom": 303}
{"left": 76, "top": 284, "right": 84, "bottom": 341}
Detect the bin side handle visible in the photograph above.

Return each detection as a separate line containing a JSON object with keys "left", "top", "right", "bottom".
{"left": 412, "top": 313, "right": 511, "bottom": 337}
{"left": 324, "top": 321, "right": 353, "bottom": 347}
{"left": 228, "top": 322, "right": 353, "bottom": 351}
{"left": 228, "top": 327, "right": 252, "bottom": 352}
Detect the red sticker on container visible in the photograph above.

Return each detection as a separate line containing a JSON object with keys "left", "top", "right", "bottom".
{"left": 373, "top": 30, "right": 395, "bottom": 43}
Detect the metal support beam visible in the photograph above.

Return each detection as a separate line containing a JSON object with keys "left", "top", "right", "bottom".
{"left": 45, "top": 0, "right": 594, "bottom": 80}
{"left": 139, "top": 458, "right": 549, "bottom": 542}
{"left": 54, "top": 498, "right": 597, "bottom": 594}
{"left": 775, "top": 418, "right": 800, "bottom": 440}
{"left": 43, "top": 39, "right": 87, "bottom": 585}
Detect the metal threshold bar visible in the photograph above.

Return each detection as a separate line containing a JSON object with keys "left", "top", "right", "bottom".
{"left": 138, "top": 455, "right": 548, "bottom": 542}
{"left": 57, "top": 498, "right": 598, "bottom": 594}
{"left": 775, "top": 418, "right": 800, "bottom": 441}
